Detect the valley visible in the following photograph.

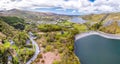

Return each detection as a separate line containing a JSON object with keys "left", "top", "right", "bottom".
{"left": 0, "top": 9, "right": 120, "bottom": 64}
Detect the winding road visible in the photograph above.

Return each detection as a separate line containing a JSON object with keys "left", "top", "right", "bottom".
{"left": 26, "top": 32, "right": 40, "bottom": 64}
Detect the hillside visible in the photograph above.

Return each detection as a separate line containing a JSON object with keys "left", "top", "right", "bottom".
{"left": 0, "top": 19, "right": 15, "bottom": 37}
{"left": 0, "top": 16, "right": 35, "bottom": 64}
{"left": 0, "top": 9, "right": 72, "bottom": 23}
{"left": 81, "top": 12, "right": 120, "bottom": 22}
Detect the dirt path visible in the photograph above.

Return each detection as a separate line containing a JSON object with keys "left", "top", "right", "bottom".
{"left": 38, "top": 51, "right": 60, "bottom": 64}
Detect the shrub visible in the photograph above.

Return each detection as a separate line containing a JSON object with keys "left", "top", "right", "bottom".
{"left": 41, "top": 59, "right": 45, "bottom": 63}
{"left": 53, "top": 60, "right": 60, "bottom": 64}
{"left": 45, "top": 45, "right": 52, "bottom": 52}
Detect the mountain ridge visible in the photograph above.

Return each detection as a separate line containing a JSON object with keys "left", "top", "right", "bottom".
{"left": 0, "top": 9, "right": 72, "bottom": 22}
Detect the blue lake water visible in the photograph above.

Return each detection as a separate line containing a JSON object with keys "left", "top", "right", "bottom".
{"left": 71, "top": 17, "right": 87, "bottom": 24}
{"left": 75, "top": 35, "right": 120, "bottom": 64}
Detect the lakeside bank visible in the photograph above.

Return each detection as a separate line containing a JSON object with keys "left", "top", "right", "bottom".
{"left": 75, "top": 31, "right": 120, "bottom": 40}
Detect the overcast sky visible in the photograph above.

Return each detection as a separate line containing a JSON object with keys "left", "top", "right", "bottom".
{"left": 0, "top": 0, "right": 120, "bottom": 15}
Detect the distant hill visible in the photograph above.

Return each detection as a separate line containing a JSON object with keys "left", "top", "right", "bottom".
{"left": 0, "top": 9, "right": 72, "bottom": 23}
{"left": 1, "top": 9, "right": 120, "bottom": 26}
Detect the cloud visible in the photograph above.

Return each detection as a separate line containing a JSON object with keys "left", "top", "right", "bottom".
{"left": 0, "top": 0, "right": 120, "bottom": 15}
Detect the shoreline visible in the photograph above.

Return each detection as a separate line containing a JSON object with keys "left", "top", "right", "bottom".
{"left": 75, "top": 31, "right": 120, "bottom": 40}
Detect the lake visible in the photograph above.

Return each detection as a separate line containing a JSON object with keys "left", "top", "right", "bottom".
{"left": 75, "top": 33, "right": 120, "bottom": 64}
{"left": 70, "top": 17, "right": 87, "bottom": 24}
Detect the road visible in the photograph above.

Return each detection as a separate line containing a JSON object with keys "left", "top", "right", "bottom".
{"left": 26, "top": 32, "right": 40, "bottom": 64}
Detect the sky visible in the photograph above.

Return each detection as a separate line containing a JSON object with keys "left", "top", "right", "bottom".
{"left": 0, "top": 0, "right": 120, "bottom": 15}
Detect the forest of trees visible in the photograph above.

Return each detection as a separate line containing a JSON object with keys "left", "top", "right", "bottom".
{"left": 0, "top": 16, "right": 35, "bottom": 64}
{"left": 0, "top": 16, "right": 26, "bottom": 30}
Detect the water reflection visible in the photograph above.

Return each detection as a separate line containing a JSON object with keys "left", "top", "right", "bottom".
{"left": 70, "top": 17, "right": 87, "bottom": 24}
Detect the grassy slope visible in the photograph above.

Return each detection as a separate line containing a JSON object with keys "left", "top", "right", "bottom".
{"left": 81, "top": 12, "right": 120, "bottom": 22}
{"left": 0, "top": 19, "right": 15, "bottom": 37}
